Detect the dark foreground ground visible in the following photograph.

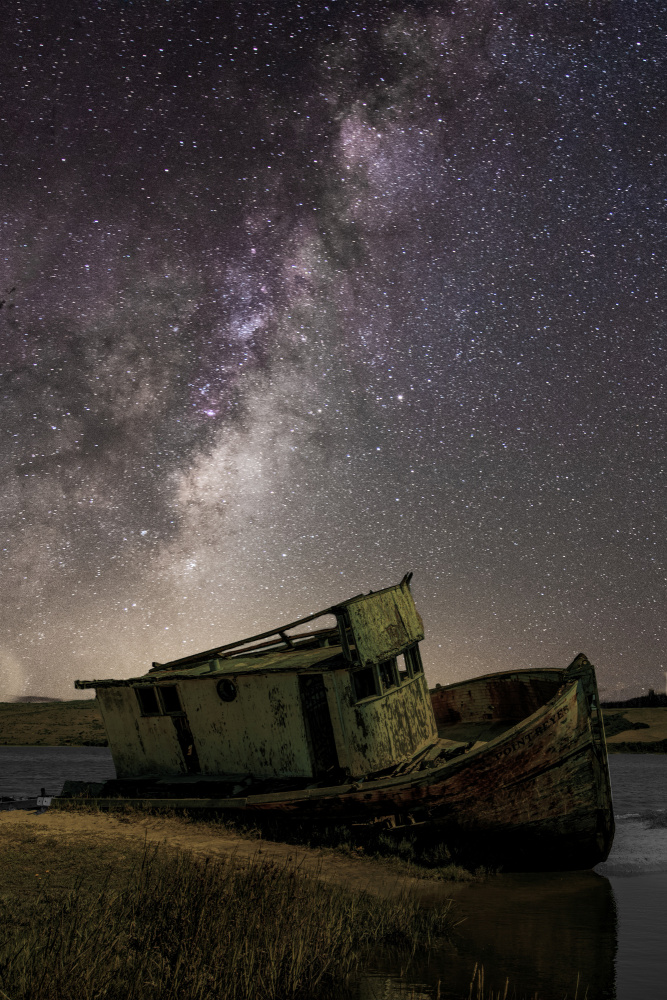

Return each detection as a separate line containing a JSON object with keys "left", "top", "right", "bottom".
{"left": 0, "top": 807, "right": 459, "bottom": 1000}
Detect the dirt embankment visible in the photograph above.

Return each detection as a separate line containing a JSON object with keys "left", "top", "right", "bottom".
{"left": 0, "top": 807, "right": 458, "bottom": 903}
{"left": 0, "top": 699, "right": 107, "bottom": 746}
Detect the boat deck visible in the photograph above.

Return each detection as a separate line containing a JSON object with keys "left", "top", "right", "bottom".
{"left": 436, "top": 719, "right": 517, "bottom": 745}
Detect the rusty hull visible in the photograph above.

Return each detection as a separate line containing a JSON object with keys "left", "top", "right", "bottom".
{"left": 58, "top": 654, "right": 614, "bottom": 871}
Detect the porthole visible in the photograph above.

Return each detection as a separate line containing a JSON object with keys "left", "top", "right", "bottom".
{"left": 217, "top": 678, "right": 237, "bottom": 702}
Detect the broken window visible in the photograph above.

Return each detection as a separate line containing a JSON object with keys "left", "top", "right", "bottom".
{"left": 336, "top": 611, "right": 359, "bottom": 664}
{"left": 159, "top": 685, "right": 183, "bottom": 714}
{"left": 136, "top": 687, "right": 160, "bottom": 716}
{"left": 406, "top": 645, "right": 424, "bottom": 674}
{"left": 353, "top": 666, "right": 377, "bottom": 701}
{"left": 379, "top": 658, "right": 398, "bottom": 690}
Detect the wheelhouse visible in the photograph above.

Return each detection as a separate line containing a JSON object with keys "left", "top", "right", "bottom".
{"left": 75, "top": 574, "right": 437, "bottom": 782}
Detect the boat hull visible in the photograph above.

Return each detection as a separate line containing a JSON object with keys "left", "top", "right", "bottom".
{"left": 54, "top": 655, "right": 614, "bottom": 871}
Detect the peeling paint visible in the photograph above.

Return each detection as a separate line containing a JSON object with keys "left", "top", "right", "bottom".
{"left": 340, "top": 578, "right": 424, "bottom": 668}
{"left": 79, "top": 579, "right": 437, "bottom": 782}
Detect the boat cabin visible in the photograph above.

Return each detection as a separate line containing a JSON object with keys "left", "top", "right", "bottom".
{"left": 75, "top": 574, "right": 437, "bottom": 782}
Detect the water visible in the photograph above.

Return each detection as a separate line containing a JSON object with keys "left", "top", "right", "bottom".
{"left": 358, "top": 755, "right": 667, "bottom": 1000}
{"left": 0, "top": 749, "right": 665, "bottom": 997}
{"left": 605, "top": 754, "right": 667, "bottom": 815}
{"left": 0, "top": 745, "right": 116, "bottom": 800}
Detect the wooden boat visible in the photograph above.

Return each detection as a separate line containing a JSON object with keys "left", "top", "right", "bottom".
{"left": 427, "top": 656, "right": 614, "bottom": 869}
{"left": 56, "top": 575, "right": 614, "bottom": 871}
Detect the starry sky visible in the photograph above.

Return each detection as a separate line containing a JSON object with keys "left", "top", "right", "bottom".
{"left": 2, "top": 0, "right": 665, "bottom": 701}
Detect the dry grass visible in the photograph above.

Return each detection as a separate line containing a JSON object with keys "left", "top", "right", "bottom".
{"left": 603, "top": 707, "right": 667, "bottom": 747}
{"left": 464, "top": 964, "right": 589, "bottom": 1000}
{"left": 0, "top": 832, "right": 456, "bottom": 1000}
{"left": 198, "top": 808, "right": 489, "bottom": 879}
{"left": 54, "top": 799, "right": 491, "bottom": 882}
{"left": 0, "top": 823, "right": 140, "bottom": 900}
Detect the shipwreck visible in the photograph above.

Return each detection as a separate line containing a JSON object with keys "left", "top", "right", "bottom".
{"left": 60, "top": 573, "right": 614, "bottom": 870}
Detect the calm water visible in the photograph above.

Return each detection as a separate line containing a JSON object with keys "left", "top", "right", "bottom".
{"left": 0, "top": 750, "right": 665, "bottom": 998}
{"left": 0, "top": 745, "right": 116, "bottom": 799}
{"left": 357, "top": 755, "right": 667, "bottom": 1000}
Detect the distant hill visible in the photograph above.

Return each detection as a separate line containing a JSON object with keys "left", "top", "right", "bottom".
{"left": 601, "top": 690, "right": 667, "bottom": 709}
{"left": 11, "top": 696, "right": 63, "bottom": 703}
{"left": 0, "top": 698, "right": 105, "bottom": 745}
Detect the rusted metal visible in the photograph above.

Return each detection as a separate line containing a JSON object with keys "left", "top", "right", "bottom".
{"left": 63, "top": 579, "right": 614, "bottom": 871}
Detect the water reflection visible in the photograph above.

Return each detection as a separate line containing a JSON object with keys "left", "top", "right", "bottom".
{"left": 359, "top": 870, "right": 616, "bottom": 999}
{"left": 610, "top": 872, "right": 667, "bottom": 999}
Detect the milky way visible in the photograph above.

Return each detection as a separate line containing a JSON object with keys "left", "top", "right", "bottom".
{"left": 2, "top": 1, "right": 666, "bottom": 700}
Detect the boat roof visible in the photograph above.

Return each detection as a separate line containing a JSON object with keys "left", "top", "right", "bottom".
{"left": 75, "top": 642, "right": 346, "bottom": 690}
{"left": 74, "top": 573, "right": 424, "bottom": 691}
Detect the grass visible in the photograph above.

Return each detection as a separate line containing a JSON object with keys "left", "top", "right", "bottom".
{"left": 55, "top": 798, "right": 491, "bottom": 882}
{"left": 0, "top": 824, "right": 142, "bottom": 900}
{"left": 0, "top": 832, "right": 456, "bottom": 1000}
{"left": 464, "top": 965, "right": 590, "bottom": 1000}
{"left": 211, "top": 809, "right": 491, "bottom": 879}
{"left": 0, "top": 818, "right": 592, "bottom": 1000}
{"left": 0, "top": 699, "right": 106, "bottom": 747}
{"left": 351, "top": 965, "right": 590, "bottom": 1000}
{"left": 603, "top": 706, "right": 667, "bottom": 750}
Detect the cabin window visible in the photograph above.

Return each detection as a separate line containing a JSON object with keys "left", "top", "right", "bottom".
{"left": 406, "top": 645, "right": 424, "bottom": 675}
{"left": 136, "top": 687, "right": 160, "bottom": 716}
{"left": 352, "top": 667, "right": 377, "bottom": 701}
{"left": 379, "top": 658, "right": 399, "bottom": 691}
{"left": 397, "top": 653, "right": 410, "bottom": 681}
{"left": 159, "top": 685, "right": 183, "bottom": 715}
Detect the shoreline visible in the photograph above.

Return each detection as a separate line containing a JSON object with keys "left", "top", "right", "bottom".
{"left": 0, "top": 806, "right": 475, "bottom": 899}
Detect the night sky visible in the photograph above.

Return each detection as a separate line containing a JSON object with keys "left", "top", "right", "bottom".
{"left": 2, "top": 0, "right": 666, "bottom": 701}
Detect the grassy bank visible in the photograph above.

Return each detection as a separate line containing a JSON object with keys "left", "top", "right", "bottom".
{"left": 209, "top": 810, "right": 488, "bottom": 880}
{"left": 0, "top": 827, "right": 454, "bottom": 1000}
{"left": 0, "top": 699, "right": 106, "bottom": 746}
{"left": 603, "top": 707, "right": 667, "bottom": 753}
{"left": 51, "top": 799, "right": 488, "bottom": 884}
